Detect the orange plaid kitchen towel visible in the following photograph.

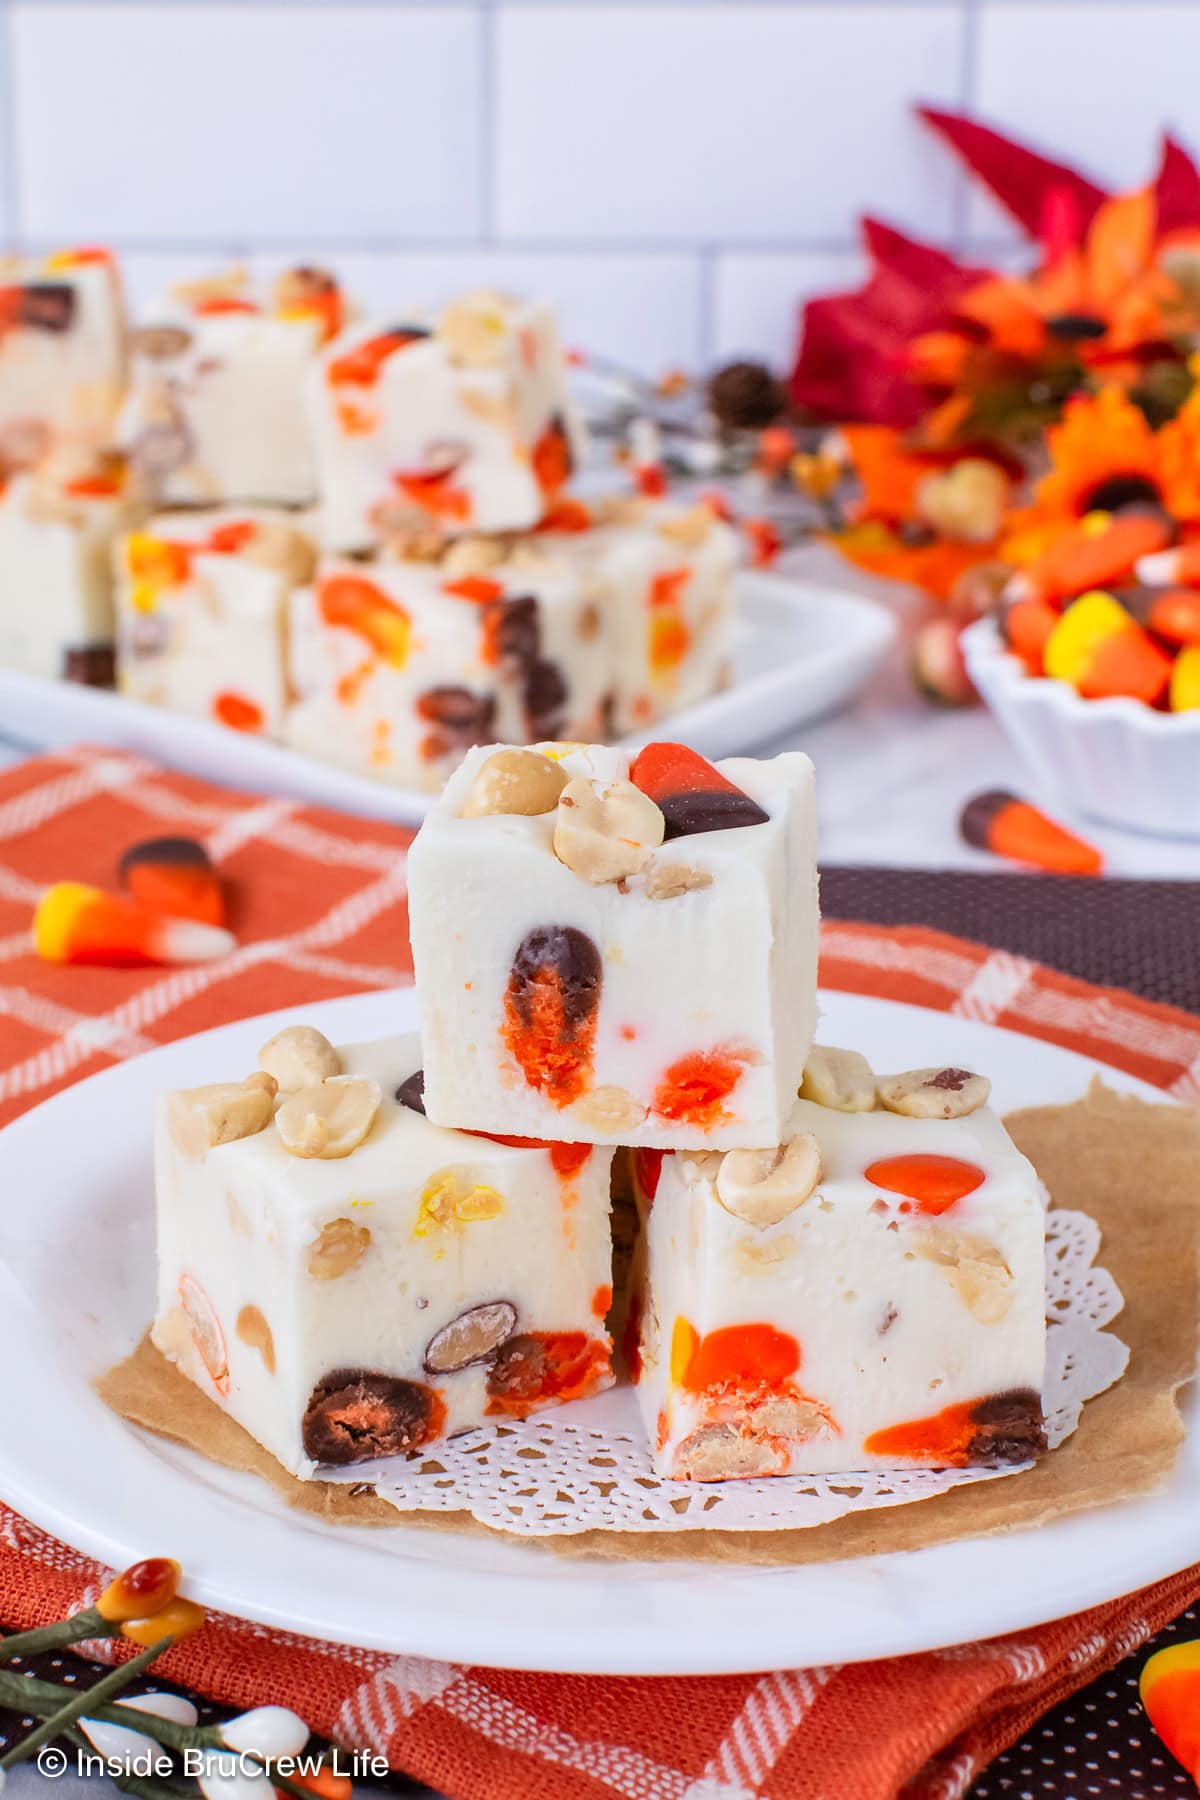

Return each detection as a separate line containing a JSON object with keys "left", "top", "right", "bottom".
{"left": 1, "top": 742, "right": 1199, "bottom": 1800}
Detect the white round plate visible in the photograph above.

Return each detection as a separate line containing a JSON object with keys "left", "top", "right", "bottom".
{"left": 0, "top": 988, "right": 1193, "bottom": 1676}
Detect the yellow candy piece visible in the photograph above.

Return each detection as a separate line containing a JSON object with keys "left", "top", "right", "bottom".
{"left": 1044, "top": 590, "right": 1130, "bottom": 687}
{"left": 1170, "top": 644, "right": 1200, "bottom": 711}
{"left": 1079, "top": 510, "right": 1113, "bottom": 538}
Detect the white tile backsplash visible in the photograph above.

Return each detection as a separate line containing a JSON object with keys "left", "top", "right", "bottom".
{"left": 712, "top": 251, "right": 866, "bottom": 368}
{"left": 970, "top": 3, "right": 1200, "bottom": 241}
{"left": 0, "top": 0, "right": 1190, "bottom": 373}
{"left": 11, "top": 4, "right": 482, "bottom": 241}
{"left": 495, "top": 6, "right": 965, "bottom": 242}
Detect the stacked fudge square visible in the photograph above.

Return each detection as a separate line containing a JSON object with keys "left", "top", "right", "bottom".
{"left": 153, "top": 739, "right": 1047, "bottom": 1486}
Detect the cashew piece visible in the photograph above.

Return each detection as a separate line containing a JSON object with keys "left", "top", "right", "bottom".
{"left": 714, "top": 1131, "right": 822, "bottom": 1228}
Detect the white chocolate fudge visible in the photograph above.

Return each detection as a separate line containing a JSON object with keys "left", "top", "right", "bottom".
{"left": 409, "top": 740, "right": 819, "bottom": 1148}
{"left": 115, "top": 508, "right": 316, "bottom": 737}
{"left": 631, "top": 1066, "right": 1046, "bottom": 1480}
{"left": 118, "top": 266, "right": 345, "bottom": 506}
{"left": 547, "top": 499, "right": 737, "bottom": 732}
{"left": 0, "top": 249, "right": 126, "bottom": 456}
{"left": 0, "top": 461, "right": 135, "bottom": 683}
{"left": 152, "top": 1028, "right": 616, "bottom": 1479}
{"left": 286, "top": 537, "right": 611, "bottom": 790}
{"left": 307, "top": 291, "right": 584, "bottom": 549}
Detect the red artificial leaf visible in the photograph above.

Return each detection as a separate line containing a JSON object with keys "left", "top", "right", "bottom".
{"left": 862, "top": 217, "right": 985, "bottom": 300}
{"left": 917, "top": 104, "right": 1107, "bottom": 243}
{"left": 1153, "top": 133, "right": 1200, "bottom": 236}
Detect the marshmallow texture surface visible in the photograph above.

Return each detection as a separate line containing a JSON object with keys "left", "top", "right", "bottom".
{"left": 631, "top": 1095, "right": 1047, "bottom": 1480}
{"left": 408, "top": 742, "right": 820, "bottom": 1149}
{"left": 152, "top": 1031, "right": 615, "bottom": 1479}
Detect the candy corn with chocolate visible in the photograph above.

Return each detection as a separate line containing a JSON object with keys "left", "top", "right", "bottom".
{"left": 118, "top": 837, "right": 225, "bottom": 927}
{"left": 1044, "top": 590, "right": 1172, "bottom": 704}
{"left": 629, "top": 741, "right": 769, "bottom": 838}
{"left": 960, "top": 791, "right": 1103, "bottom": 876}
{"left": 34, "top": 881, "right": 235, "bottom": 967}
{"left": 1140, "top": 1641, "right": 1200, "bottom": 1780}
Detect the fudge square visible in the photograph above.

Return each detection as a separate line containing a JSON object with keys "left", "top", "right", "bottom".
{"left": 0, "top": 460, "right": 134, "bottom": 683}
{"left": 118, "top": 265, "right": 344, "bottom": 506}
{"left": 548, "top": 498, "right": 737, "bottom": 733}
{"left": 286, "top": 535, "right": 611, "bottom": 791}
{"left": 0, "top": 247, "right": 126, "bottom": 453}
{"left": 409, "top": 740, "right": 819, "bottom": 1148}
{"left": 152, "top": 1025, "right": 616, "bottom": 1479}
{"left": 115, "top": 508, "right": 316, "bottom": 738}
{"left": 631, "top": 1054, "right": 1046, "bottom": 1481}
{"left": 308, "top": 290, "right": 584, "bottom": 550}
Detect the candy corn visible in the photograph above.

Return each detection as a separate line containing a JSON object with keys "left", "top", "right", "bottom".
{"left": 629, "top": 741, "right": 769, "bottom": 838}
{"left": 1140, "top": 1640, "right": 1200, "bottom": 1781}
{"left": 1018, "top": 510, "right": 1172, "bottom": 606}
{"left": 959, "top": 791, "right": 1103, "bottom": 876}
{"left": 118, "top": 836, "right": 225, "bottom": 927}
{"left": 1147, "top": 588, "right": 1200, "bottom": 647}
{"left": 1044, "top": 589, "right": 1173, "bottom": 704}
{"left": 1000, "top": 596, "right": 1058, "bottom": 674}
{"left": 34, "top": 882, "right": 235, "bottom": 967}
{"left": 1135, "top": 542, "right": 1200, "bottom": 588}
{"left": 1170, "top": 644, "right": 1200, "bottom": 712}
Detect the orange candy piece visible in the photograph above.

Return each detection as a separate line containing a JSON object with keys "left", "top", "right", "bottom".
{"left": 327, "top": 328, "right": 424, "bottom": 388}
{"left": 34, "top": 882, "right": 235, "bottom": 968}
{"left": 318, "top": 573, "right": 412, "bottom": 667}
{"left": 485, "top": 1330, "right": 610, "bottom": 1418}
{"left": 630, "top": 742, "right": 768, "bottom": 838}
{"left": 652, "top": 1045, "right": 752, "bottom": 1129}
{"left": 392, "top": 467, "right": 472, "bottom": 523}
{"left": 960, "top": 790, "right": 1103, "bottom": 876}
{"left": 502, "top": 925, "right": 602, "bottom": 1108}
{"left": 864, "top": 1153, "right": 985, "bottom": 1215}
{"left": 531, "top": 417, "right": 573, "bottom": 499}
{"left": 864, "top": 1399, "right": 981, "bottom": 1465}
{"left": 212, "top": 690, "right": 267, "bottom": 733}
{"left": 672, "top": 1319, "right": 801, "bottom": 1396}
{"left": 118, "top": 837, "right": 225, "bottom": 927}
{"left": 1140, "top": 1641, "right": 1200, "bottom": 1780}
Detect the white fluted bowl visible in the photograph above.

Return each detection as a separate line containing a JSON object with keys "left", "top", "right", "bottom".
{"left": 961, "top": 617, "right": 1200, "bottom": 839}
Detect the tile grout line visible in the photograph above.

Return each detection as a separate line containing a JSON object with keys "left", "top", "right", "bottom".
{"left": 478, "top": 0, "right": 496, "bottom": 241}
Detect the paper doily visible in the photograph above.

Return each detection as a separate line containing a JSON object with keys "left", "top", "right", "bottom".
{"left": 323, "top": 1208, "right": 1127, "bottom": 1536}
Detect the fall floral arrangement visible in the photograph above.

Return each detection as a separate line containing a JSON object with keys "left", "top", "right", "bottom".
{"left": 585, "top": 109, "right": 1200, "bottom": 714}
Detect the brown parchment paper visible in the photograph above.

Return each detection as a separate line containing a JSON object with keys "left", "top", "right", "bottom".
{"left": 97, "top": 1083, "right": 1200, "bottom": 1566}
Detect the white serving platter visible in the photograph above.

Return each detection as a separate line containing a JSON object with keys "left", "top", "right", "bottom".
{"left": 0, "top": 572, "right": 896, "bottom": 825}
{"left": 0, "top": 986, "right": 1193, "bottom": 1676}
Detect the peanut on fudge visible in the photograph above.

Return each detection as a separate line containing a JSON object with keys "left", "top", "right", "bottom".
{"left": 115, "top": 509, "right": 317, "bottom": 738}
{"left": 630, "top": 1051, "right": 1046, "bottom": 1480}
{"left": 286, "top": 535, "right": 611, "bottom": 792}
{"left": 152, "top": 1026, "right": 615, "bottom": 1477}
{"left": 307, "top": 291, "right": 584, "bottom": 550}
{"left": 408, "top": 740, "right": 819, "bottom": 1149}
